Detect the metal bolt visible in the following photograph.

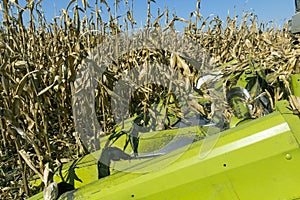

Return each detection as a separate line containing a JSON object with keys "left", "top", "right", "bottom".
{"left": 285, "top": 153, "right": 292, "bottom": 160}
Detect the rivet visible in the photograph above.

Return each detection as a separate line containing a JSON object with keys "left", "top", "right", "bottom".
{"left": 285, "top": 153, "right": 292, "bottom": 160}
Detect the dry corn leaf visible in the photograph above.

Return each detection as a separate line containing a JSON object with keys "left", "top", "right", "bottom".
{"left": 18, "top": 149, "right": 43, "bottom": 181}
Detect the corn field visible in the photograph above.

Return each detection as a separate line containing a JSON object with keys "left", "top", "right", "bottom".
{"left": 0, "top": 0, "right": 299, "bottom": 199}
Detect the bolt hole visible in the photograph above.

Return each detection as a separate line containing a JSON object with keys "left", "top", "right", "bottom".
{"left": 223, "top": 163, "right": 227, "bottom": 167}
{"left": 297, "top": 79, "right": 300, "bottom": 82}
{"left": 131, "top": 194, "right": 135, "bottom": 198}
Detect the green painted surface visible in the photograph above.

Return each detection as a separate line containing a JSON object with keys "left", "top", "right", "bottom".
{"left": 28, "top": 106, "right": 300, "bottom": 199}
{"left": 291, "top": 74, "right": 300, "bottom": 97}
{"left": 28, "top": 125, "right": 204, "bottom": 199}
{"left": 77, "top": 112, "right": 298, "bottom": 200}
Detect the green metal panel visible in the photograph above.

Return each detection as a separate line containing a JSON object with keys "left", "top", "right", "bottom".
{"left": 28, "top": 99, "right": 300, "bottom": 200}
{"left": 291, "top": 74, "right": 300, "bottom": 97}
{"left": 45, "top": 111, "right": 299, "bottom": 200}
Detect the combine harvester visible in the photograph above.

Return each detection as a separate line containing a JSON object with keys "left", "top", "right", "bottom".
{"left": 29, "top": 76, "right": 300, "bottom": 200}
{"left": 29, "top": 2, "right": 300, "bottom": 200}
